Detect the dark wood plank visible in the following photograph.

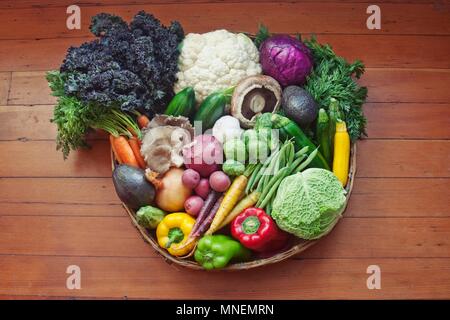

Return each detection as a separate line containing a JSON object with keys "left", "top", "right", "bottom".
{"left": 0, "top": 215, "right": 448, "bottom": 258}
{"left": 364, "top": 103, "right": 450, "bottom": 139}
{"left": 0, "top": 140, "right": 111, "bottom": 177}
{"left": 0, "top": 178, "right": 118, "bottom": 204}
{"left": 0, "top": 255, "right": 448, "bottom": 299}
{"left": 0, "top": 72, "right": 11, "bottom": 105}
{"left": 347, "top": 178, "right": 450, "bottom": 218}
{"left": 357, "top": 140, "right": 450, "bottom": 178}
{"left": 0, "top": 105, "right": 56, "bottom": 140}
{"left": 1, "top": 3, "right": 449, "bottom": 40}
{"left": 0, "top": 0, "right": 438, "bottom": 10}
{"left": 362, "top": 68, "right": 450, "bottom": 103}
{"left": 0, "top": 203, "right": 124, "bottom": 217}
{"left": 0, "top": 216, "right": 152, "bottom": 257}
{"left": 2, "top": 34, "right": 450, "bottom": 72}
{"left": 8, "top": 69, "right": 450, "bottom": 106}
{"left": 0, "top": 104, "right": 109, "bottom": 141}
{"left": 8, "top": 71, "right": 55, "bottom": 105}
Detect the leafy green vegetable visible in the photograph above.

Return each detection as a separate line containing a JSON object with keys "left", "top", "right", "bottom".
{"left": 303, "top": 36, "right": 368, "bottom": 141}
{"left": 136, "top": 206, "right": 166, "bottom": 229}
{"left": 272, "top": 168, "right": 346, "bottom": 239}
{"left": 48, "top": 71, "right": 141, "bottom": 158}
{"left": 253, "top": 24, "right": 271, "bottom": 49}
{"left": 222, "top": 159, "right": 246, "bottom": 177}
{"left": 223, "top": 138, "right": 247, "bottom": 163}
{"left": 59, "top": 11, "right": 184, "bottom": 114}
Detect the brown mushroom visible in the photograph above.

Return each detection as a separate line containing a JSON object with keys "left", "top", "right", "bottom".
{"left": 230, "top": 75, "right": 282, "bottom": 128}
{"left": 140, "top": 115, "right": 193, "bottom": 174}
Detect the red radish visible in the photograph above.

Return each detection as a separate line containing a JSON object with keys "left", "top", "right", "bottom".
{"left": 182, "top": 169, "right": 201, "bottom": 189}
{"left": 184, "top": 195, "right": 204, "bottom": 217}
{"left": 195, "top": 178, "right": 210, "bottom": 199}
{"left": 209, "top": 171, "right": 231, "bottom": 192}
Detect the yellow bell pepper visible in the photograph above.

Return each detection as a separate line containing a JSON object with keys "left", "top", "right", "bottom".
{"left": 156, "top": 212, "right": 196, "bottom": 256}
{"left": 332, "top": 121, "right": 350, "bottom": 187}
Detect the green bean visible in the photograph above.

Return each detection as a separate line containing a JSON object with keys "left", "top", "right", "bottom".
{"left": 256, "top": 166, "right": 290, "bottom": 207}
{"left": 266, "top": 201, "right": 272, "bottom": 216}
{"left": 295, "top": 147, "right": 319, "bottom": 172}
{"left": 246, "top": 163, "right": 262, "bottom": 193}
{"left": 295, "top": 146, "right": 309, "bottom": 158}
{"left": 258, "top": 176, "right": 285, "bottom": 209}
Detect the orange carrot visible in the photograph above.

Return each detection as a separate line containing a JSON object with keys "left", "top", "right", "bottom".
{"left": 113, "top": 136, "right": 139, "bottom": 168}
{"left": 137, "top": 114, "right": 150, "bottom": 129}
{"left": 110, "top": 135, "right": 122, "bottom": 164}
{"left": 127, "top": 127, "right": 138, "bottom": 137}
{"left": 129, "top": 137, "right": 147, "bottom": 169}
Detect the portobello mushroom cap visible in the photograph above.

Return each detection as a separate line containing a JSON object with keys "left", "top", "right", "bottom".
{"left": 230, "top": 75, "right": 282, "bottom": 128}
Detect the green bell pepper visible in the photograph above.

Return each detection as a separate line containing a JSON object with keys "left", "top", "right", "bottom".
{"left": 194, "top": 235, "right": 251, "bottom": 270}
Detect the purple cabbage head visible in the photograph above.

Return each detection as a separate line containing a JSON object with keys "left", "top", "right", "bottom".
{"left": 260, "top": 35, "right": 313, "bottom": 87}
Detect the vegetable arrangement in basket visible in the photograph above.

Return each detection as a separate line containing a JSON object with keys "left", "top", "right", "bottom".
{"left": 48, "top": 12, "right": 367, "bottom": 270}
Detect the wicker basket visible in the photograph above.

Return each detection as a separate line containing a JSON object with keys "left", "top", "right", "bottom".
{"left": 111, "top": 143, "right": 356, "bottom": 271}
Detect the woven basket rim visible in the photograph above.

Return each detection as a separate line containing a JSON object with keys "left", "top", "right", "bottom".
{"left": 112, "top": 142, "right": 356, "bottom": 271}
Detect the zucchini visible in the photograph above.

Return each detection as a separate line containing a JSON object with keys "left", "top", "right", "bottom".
{"left": 266, "top": 113, "right": 330, "bottom": 170}
{"left": 328, "top": 98, "right": 343, "bottom": 157}
{"left": 316, "top": 108, "right": 332, "bottom": 166}
{"left": 165, "top": 87, "right": 196, "bottom": 117}
{"left": 193, "top": 87, "right": 234, "bottom": 131}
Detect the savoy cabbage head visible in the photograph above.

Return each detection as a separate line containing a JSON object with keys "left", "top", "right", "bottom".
{"left": 272, "top": 168, "right": 346, "bottom": 240}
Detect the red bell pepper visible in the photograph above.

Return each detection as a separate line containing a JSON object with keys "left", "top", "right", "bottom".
{"left": 231, "top": 207, "right": 288, "bottom": 252}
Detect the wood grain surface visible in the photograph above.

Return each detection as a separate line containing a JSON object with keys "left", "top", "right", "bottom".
{"left": 0, "top": 0, "right": 449, "bottom": 300}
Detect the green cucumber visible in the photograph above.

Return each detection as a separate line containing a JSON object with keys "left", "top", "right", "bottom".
{"left": 193, "top": 87, "right": 234, "bottom": 131}
{"left": 165, "top": 87, "right": 196, "bottom": 117}
{"left": 316, "top": 108, "right": 332, "bottom": 166}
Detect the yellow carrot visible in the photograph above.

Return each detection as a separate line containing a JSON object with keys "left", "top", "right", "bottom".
{"left": 217, "top": 190, "right": 260, "bottom": 230}
{"left": 205, "top": 175, "right": 248, "bottom": 235}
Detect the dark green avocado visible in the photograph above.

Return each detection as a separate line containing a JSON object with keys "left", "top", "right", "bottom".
{"left": 281, "top": 86, "right": 318, "bottom": 128}
{"left": 112, "top": 165, "right": 155, "bottom": 210}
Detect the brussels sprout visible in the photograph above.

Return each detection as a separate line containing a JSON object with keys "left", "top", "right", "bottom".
{"left": 136, "top": 206, "right": 166, "bottom": 229}
{"left": 222, "top": 159, "right": 246, "bottom": 177}
{"left": 223, "top": 138, "right": 247, "bottom": 162}
{"left": 243, "top": 129, "right": 273, "bottom": 163}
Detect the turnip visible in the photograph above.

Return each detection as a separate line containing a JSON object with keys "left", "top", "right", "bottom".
{"left": 209, "top": 171, "right": 231, "bottom": 192}
{"left": 182, "top": 169, "right": 201, "bottom": 189}
{"left": 195, "top": 178, "right": 210, "bottom": 199}
{"left": 184, "top": 195, "right": 204, "bottom": 217}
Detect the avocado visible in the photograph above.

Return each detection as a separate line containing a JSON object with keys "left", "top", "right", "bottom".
{"left": 112, "top": 165, "right": 156, "bottom": 210}
{"left": 281, "top": 86, "right": 318, "bottom": 128}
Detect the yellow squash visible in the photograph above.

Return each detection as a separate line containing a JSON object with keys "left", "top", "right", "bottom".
{"left": 156, "top": 212, "right": 196, "bottom": 256}
{"left": 332, "top": 121, "right": 350, "bottom": 187}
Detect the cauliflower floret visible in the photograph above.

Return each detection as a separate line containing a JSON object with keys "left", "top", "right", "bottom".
{"left": 174, "top": 30, "right": 262, "bottom": 102}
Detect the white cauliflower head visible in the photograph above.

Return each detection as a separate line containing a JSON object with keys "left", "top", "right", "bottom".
{"left": 174, "top": 29, "right": 262, "bottom": 102}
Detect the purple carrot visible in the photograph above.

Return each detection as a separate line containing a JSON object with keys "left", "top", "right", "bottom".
{"left": 193, "top": 195, "right": 224, "bottom": 237}
{"left": 189, "top": 190, "right": 220, "bottom": 237}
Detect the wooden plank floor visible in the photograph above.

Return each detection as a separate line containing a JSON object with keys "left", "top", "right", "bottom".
{"left": 0, "top": 0, "right": 449, "bottom": 299}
